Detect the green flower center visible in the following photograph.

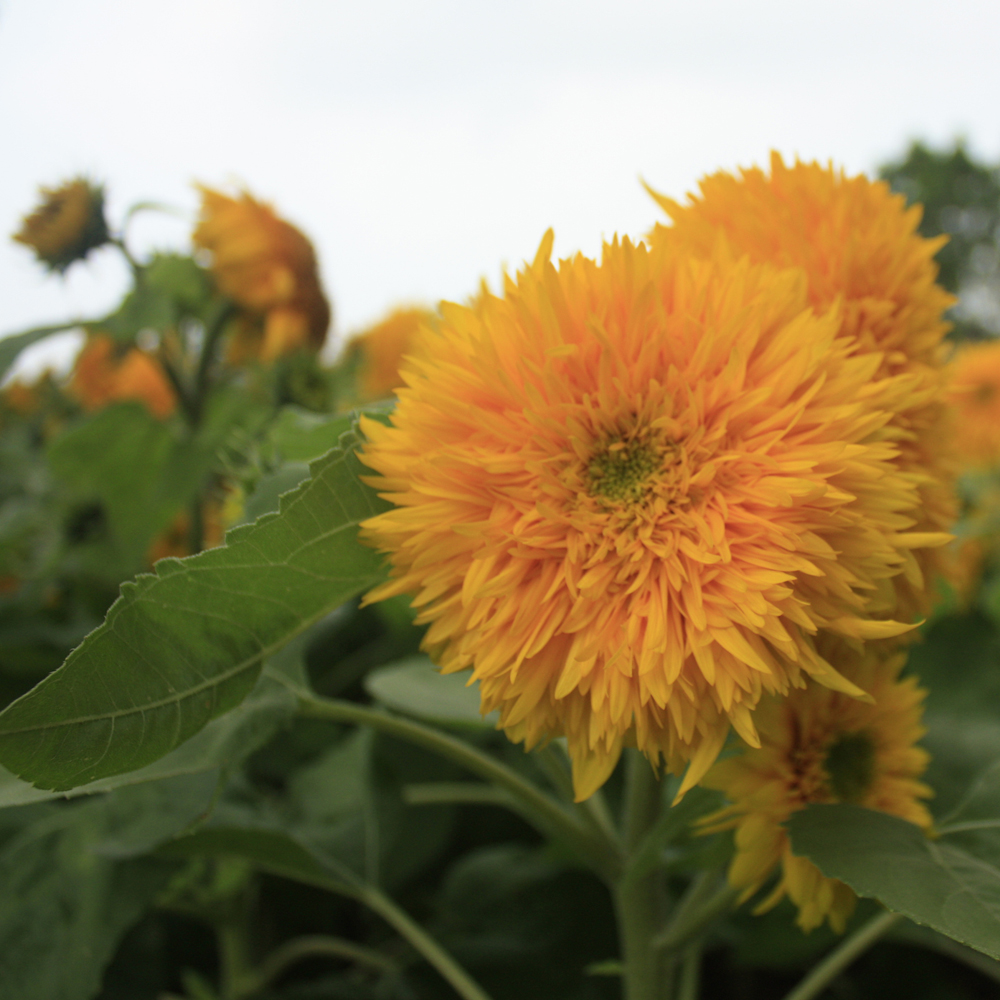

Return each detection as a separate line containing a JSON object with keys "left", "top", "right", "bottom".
{"left": 824, "top": 730, "right": 877, "bottom": 804}
{"left": 587, "top": 437, "right": 663, "bottom": 504}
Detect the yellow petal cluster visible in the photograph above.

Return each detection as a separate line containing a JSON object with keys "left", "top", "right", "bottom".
{"left": 13, "top": 178, "right": 110, "bottom": 273}
{"left": 71, "top": 333, "right": 176, "bottom": 419}
{"left": 702, "top": 643, "right": 931, "bottom": 932}
{"left": 359, "top": 232, "right": 943, "bottom": 800}
{"left": 345, "top": 307, "right": 438, "bottom": 403}
{"left": 193, "top": 187, "right": 331, "bottom": 362}
{"left": 948, "top": 339, "right": 1000, "bottom": 467}
{"left": 648, "top": 153, "right": 956, "bottom": 619}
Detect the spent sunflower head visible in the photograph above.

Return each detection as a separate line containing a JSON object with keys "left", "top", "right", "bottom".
{"left": 193, "top": 186, "right": 331, "bottom": 362}
{"left": 948, "top": 339, "right": 1000, "bottom": 467}
{"left": 13, "top": 178, "right": 110, "bottom": 273}
{"left": 358, "top": 232, "right": 941, "bottom": 801}
{"left": 71, "top": 333, "right": 176, "bottom": 419}
{"left": 648, "top": 153, "right": 957, "bottom": 619}
{"left": 701, "top": 644, "right": 931, "bottom": 933}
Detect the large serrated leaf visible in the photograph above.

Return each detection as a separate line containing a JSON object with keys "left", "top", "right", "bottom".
{"left": 788, "top": 803, "right": 1000, "bottom": 960}
{"left": 0, "top": 426, "right": 389, "bottom": 791}
{"left": 0, "top": 670, "right": 294, "bottom": 809}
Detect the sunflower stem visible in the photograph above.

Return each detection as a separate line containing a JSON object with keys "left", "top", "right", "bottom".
{"left": 781, "top": 909, "right": 903, "bottom": 1000}
{"left": 296, "top": 692, "right": 621, "bottom": 881}
{"left": 676, "top": 943, "right": 702, "bottom": 1000}
{"left": 357, "top": 885, "right": 494, "bottom": 1000}
{"left": 246, "top": 934, "right": 398, "bottom": 994}
{"left": 616, "top": 749, "right": 664, "bottom": 1000}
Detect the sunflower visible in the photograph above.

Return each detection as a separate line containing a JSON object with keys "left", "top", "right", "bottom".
{"left": 358, "top": 233, "right": 941, "bottom": 801}
{"left": 344, "top": 307, "right": 438, "bottom": 404}
{"left": 193, "top": 186, "right": 330, "bottom": 363}
{"left": 648, "top": 153, "right": 957, "bottom": 619}
{"left": 947, "top": 339, "right": 1000, "bottom": 467}
{"left": 701, "top": 644, "right": 931, "bottom": 932}
{"left": 13, "top": 178, "right": 110, "bottom": 273}
{"left": 71, "top": 333, "right": 176, "bottom": 419}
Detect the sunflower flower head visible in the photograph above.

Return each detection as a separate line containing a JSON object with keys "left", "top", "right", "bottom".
{"left": 648, "top": 153, "right": 957, "bottom": 619}
{"left": 13, "top": 178, "right": 110, "bottom": 274}
{"left": 702, "top": 644, "right": 931, "bottom": 933}
{"left": 947, "top": 339, "right": 1000, "bottom": 467}
{"left": 344, "top": 307, "right": 438, "bottom": 403}
{"left": 193, "top": 186, "right": 331, "bottom": 362}
{"left": 358, "top": 232, "right": 941, "bottom": 801}
{"left": 71, "top": 333, "right": 176, "bottom": 419}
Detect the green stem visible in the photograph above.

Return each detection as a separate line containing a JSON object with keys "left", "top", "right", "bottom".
{"left": 190, "top": 300, "right": 236, "bottom": 424}
{"left": 217, "top": 920, "right": 253, "bottom": 1000}
{"left": 358, "top": 885, "right": 493, "bottom": 1000}
{"left": 110, "top": 235, "right": 143, "bottom": 278}
{"left": 781, "top": 910, "right": 903, "bottom": 1000}
{"left": 403, "top": 781, "right": 515, "bottom": 807}
{"left": 251, "top": 934, "right": 398, "bottom": 991}
{"left": 616, "top": 749, "right": 664, "bottom": 1000}
{"left": 297, "top": 694, "right": 621, "bottom": 882}
{"left": 676, "top": 943, "right": 701, "bottom": 1000}
{"left": 653, "top": 874, "right": 739, "bottom": 952}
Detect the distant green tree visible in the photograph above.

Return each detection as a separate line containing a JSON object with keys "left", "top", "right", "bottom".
{"left": 880, "top": 141, "right": 1000, "bottom": 340}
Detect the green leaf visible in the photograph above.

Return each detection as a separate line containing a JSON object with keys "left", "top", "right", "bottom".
{"left": 0, "top": 424, "right": 389, "bottom": 791}
{"left": 365, "top": 656, "right": 498, "bottom": 730}
{"left": 787, "top": 803, "right": 1000, "bottom": 960}
{"left": 0, "top": 773, "right": 215, "bottom": 999}
{"left": 268, "top": 408, "right": 356, "bottom": 463}
{"left": 161, "top": 824, "right": 357, "bottom": 895}
{"left": 0, "top": 669, "right": 294, "bottom": 809}
{"left": 0, "top": 322, "right": 78, "bottom": 381}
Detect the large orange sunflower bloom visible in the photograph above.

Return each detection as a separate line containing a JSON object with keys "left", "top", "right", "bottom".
{"left": 359, "top": 233, "right": 941, "bottom": 801}
{"left": 648, "top": 153, "right": 956, "bottom": 619}
{"left": 193, "top": 186, "right": 331, "bottom": 362}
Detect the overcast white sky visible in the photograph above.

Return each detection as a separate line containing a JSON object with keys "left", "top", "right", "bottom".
{"left": 2, "top": 0, "right": 999, "bottom": 374}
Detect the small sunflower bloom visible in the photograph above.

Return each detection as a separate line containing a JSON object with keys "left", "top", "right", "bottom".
{"left": 358, "top": 233, "right": 941, "bottom": 801}
{"left": 344, "top": 307, "right": 438, "bottom": 403}
{"left": 648, "top": 153, "right": 957, "bottom": 619}
{"left": 702, "top": 645, "right": 931, "bottom": 933}
{"left": 71, "top": 334, "right": 176, "bottom": 419}
{"left": 948, "top": 339, "right": 1000, "bottom": 467}
{"left": 193, "top": 186, "right": 331, "bottom": 362}
{"left": 13, "top": 178, "right": 110, "bottom": 273}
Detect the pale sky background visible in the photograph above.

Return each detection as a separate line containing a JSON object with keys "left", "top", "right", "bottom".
{"left": 2, "top": 0, "right": 999, "bottom": 376}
